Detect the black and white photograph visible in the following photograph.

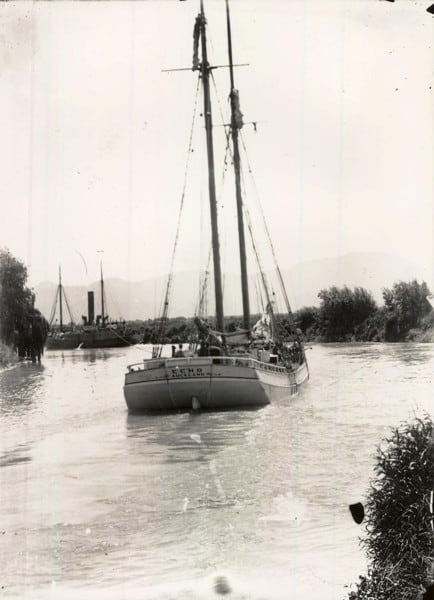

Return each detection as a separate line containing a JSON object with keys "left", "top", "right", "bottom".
{"left": 0, "top": 1, "right": 433, "bottom": 598}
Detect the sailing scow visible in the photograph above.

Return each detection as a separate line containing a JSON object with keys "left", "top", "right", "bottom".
{"left": 123, "top": 0, "right": 309, "bottom": 411}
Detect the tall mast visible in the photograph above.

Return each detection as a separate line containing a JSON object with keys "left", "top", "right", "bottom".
{"left": 225, "top": 0, "right": 250, "bottom": 332}
{"left": 58, "top": 265, "right": 63, "bottom": 330}
{"left": 198, "top": 0, "right": 225, "bottom": 332}
{"left": 100, "top": 261, "right": 105, "bottom": 325}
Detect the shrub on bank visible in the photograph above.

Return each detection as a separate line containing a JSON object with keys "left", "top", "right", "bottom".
{"left": 347, "top": 416, "right": 434, "bottom": 600}
{"left": 317, "top": 286, "right": 378, "bottom": 342}
{"left": 383, "top": 280, "right": 432, "bottom": 340}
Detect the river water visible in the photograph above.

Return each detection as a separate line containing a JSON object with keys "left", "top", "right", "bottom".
{"left": 0, "top": 343, "right": 433, "bottom": 599}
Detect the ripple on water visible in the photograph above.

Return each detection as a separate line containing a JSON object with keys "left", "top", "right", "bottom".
{"left": 0, "top": 343, "right": 433, "bottom": 598}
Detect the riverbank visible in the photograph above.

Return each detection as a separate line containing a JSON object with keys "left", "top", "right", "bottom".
{"left": 346, "top": 415, "right": 434, "bottom": 600}
{"left": 407, "top": 327, "right": 434, "bottom": 342}
{"left": 135, "top": 320, "right": 434, "bottom": 345}
{"left": 303, "top": 326, "right": 434, "bottom": 344}
{"left": 300, "top": 316, "right": 434, "bottom": 344}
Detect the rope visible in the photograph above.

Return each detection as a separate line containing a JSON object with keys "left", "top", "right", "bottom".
{"left": 195, "top": 249, "right": 212, "bottom": 319}
{"left": 48, "top": 286, "right": 59, "bottom": 325}
{"left": 62, "top": 288, "right": 76, "bottom": 325}
{"left": 243, "top": 200, "right": 275, "bottom": 319}
{"left": 218, "top": 111, "right": 276, "bottom": 317}
{"left": 48, "top": 285, "right": 76, "bottom": 327}
{"left": 153, "top": 75, "right": 201, "bottom": 357}
{"left": 106, "top": 325, "right": 134, "bottom": 346}
{"left": 254, "top": 275, "right": 265, "bottom": 315}
{"left": 239, "top": 132, "right": 296, "bottom": 329}
{"left": 105, "top": 287, "right": 123, "bottom": 322}
{"left": 209, "top": 72, "right": 278, "bottom": 331}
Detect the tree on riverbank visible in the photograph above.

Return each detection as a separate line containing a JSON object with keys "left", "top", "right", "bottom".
{"left": 0, "top": 249, "right": 50, "bottom": 365}
{"left": 292, "top": 280, "right": 431, "bottom": 342}
{"left": 347, "top": 415, "right": 434, "bottom": 600}
{"left": 383, "top": 280, "right": 431, "bottom": 341}
{"left": 318, "top": 286, "right": 378, "bottom": 341}
{"left": 0, "top": 248, "right": 35, "bottom": 346}
{"left": 131, "top": 280, "right": 432, "bottom": 344}
{"left": 292, "top": 305, "right": 320, "bottom": 337}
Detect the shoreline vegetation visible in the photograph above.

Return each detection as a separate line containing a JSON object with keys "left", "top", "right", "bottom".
{"left": 295, "top": 281, "right": 433, "bottom": 344}
{"left": 1, "top": 243, "right": 433, "bottom": 367}
{"left": 135, "top": 280, "right": 433, "bottom": 345}
{"left": 346, "top": 415, "right": 434, "bottom": 600}
{"left": 0, "top": 248, "right": 38, "bottom": 368}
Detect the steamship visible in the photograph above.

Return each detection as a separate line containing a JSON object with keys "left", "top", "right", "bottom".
{"left": 80, "top": 268, "right": 136, "bottom": 349}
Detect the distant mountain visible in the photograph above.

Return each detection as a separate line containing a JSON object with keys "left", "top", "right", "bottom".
{"left": 34, "top": 252, "right": 430, "bottom": 322}
{"left": 285, "top": 252, "right": 431, "bottom": 309}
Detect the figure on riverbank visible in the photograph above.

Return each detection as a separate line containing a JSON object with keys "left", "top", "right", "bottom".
{"left": 14, "top": 309, "right": 49, "bottom": 363}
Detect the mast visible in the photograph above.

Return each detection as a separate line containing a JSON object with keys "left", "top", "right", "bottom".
{"left": 58, "top": 265, "right": 63, "bottom": 330}
{"left": 100, "top": 261, "right": 105, "bottom": 325}
{"left": 198, "top": 0, "right": 225, "bottom": 333}
{"left": 225, "top": 0, "right": 250, "bottom": 332}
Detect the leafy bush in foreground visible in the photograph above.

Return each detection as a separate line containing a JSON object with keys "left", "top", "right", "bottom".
{"left": 348, "top": 416, "right": 434, "bottom": 600}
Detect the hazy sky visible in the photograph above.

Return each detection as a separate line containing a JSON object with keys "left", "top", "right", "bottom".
{"left": 1, "top": 0, "right": 432, "bottom": 289}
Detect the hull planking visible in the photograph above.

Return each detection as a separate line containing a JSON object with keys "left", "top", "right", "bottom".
{"left": 124, "top": 355, "right": 309, "bottom": 412}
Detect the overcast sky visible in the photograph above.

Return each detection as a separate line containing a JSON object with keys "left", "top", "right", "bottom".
{"left": 1, "top": 0, "right": 432, "bottom": 289}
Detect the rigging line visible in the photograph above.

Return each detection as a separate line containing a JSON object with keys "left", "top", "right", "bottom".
{"left": 208, "top": 73, "right": 234, "bottom": 308}
{"left": 194, "top": 274, "right": 202, "bottom": 316}
{"left": 215, "top": 94, "right": 276, "bottom": 320}
{"left": 62, "top": 287, "right": 76, "bottom": 325}
{"left": 210, "top": 73, "right": 232, "bottom": 214}
{"left": 48, "top": 286, "right": 59, "bottom": 326}
{"left": 105, "top": 286, "right": 123, "bottom": 321}
{"left": 254, "top": 274, "right": 265, "bottom": 315}
{"left": 210, "top": 71, "right": 233, "bottom": 182}
{"left": 106, "top": 325, "right": 134, "bottom": 346}
{"left": 218, "top": 119, "right": 281, "bottom": 334}
{"left": 241, "top": 191, "right": 284, "bottom": 324}
{"left": 195, "top": 246, "right": 212, "bottom": 318}
{"left": 236, "top": 149, "right": 274, "bottom": 303}
{"left": 210, "top": 70, "right": 279, "bottom": 326}
{"left": 239, "top": 131, "right": 294, "bottom": 320}
{"left": 154, "top": 75, "right": 201, "bottom": 354}
{"left": 195, "top": 266, "right": 209, "bottom": 318}
{"left": 204, "top": 249, "right": 212, "bottom": 318}
{"left": 218, "top": 135, "right": 232, "bottom": 304}
{"left": 240, "top": 172, "right": 281, "bottom": 341}
{"left": 244, "top": 200, "right": 273, "bottom": 313}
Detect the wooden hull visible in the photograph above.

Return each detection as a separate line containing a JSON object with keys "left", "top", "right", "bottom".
{"left": 46, "top": 333, "right": 81, "bottom": 350}
{"left": 80, "top": 327, "right": 135, "bottom": 349}
{"left": 124, "top": 356, "right": 309, "bottom": 412}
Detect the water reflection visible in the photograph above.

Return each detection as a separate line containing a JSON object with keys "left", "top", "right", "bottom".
{"left": 322, "top": 341, "right": 434, "bottom": 366}
{"left": 0, "top": 442, "right": 31, "bottom": 468}
{"left": 385, "top": 343, "right": 434, "bottom": 365}
{"left": 46, "top": 348, "right": 116, "bottom": 365}
{"left": 125, "top": 409, "right": 266, "bottom": 462}
{"left": 0, "top": 363, "right": 45, "bottom": 416}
